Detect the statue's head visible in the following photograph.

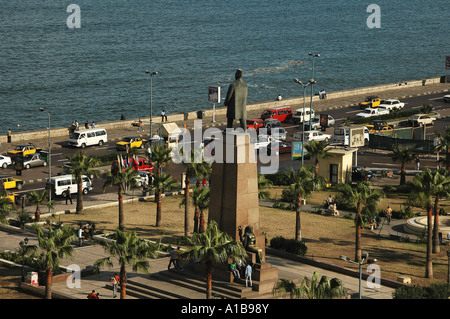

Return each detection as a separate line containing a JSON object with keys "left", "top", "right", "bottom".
{"left": 235, "top": 69, "right": 243, "bottom": 80}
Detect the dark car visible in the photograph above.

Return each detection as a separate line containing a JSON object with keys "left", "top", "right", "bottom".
{"left": 352, "top": 166, "right": 374, "bottom": 182}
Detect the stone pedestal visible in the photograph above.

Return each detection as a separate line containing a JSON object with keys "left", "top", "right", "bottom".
{"left": 208, "top": 131, "right": 278, "bottom": 294}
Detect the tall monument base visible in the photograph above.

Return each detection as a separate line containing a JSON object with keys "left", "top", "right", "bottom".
{"left": 208, "top": 131, "right": 278, "bottom": 295}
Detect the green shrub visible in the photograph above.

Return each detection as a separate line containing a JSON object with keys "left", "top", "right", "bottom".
{"left": 269, "top": 236, "right": 308, "bottom": 256}
{"left": 265, "top": 171, "right": 291, "bottom": 186}
{"left": 393, "top": 284, "right": 450, "bottom": 299}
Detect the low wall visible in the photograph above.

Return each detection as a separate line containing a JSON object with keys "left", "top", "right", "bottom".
{"left": 0, "top": 76, "right": 443, "bottom": 145}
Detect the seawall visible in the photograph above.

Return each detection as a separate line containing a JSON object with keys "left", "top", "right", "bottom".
{"left": 1, "top": 76, "right": 446, "bottom": 145}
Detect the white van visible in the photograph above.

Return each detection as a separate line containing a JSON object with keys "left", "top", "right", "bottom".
{"left": 47, "top": 174, "right": 93, "bottom": 198}
{"left": 292, "top": 109, "right": 315, "bottom": 124}
{"left": 69, "top": 128, "right": 108, "bottom": 148}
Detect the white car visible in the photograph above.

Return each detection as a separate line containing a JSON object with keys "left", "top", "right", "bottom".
{"left": 443, "top": 94, "right": 450, "bottom": 103}
{"left": 408, "top": 114, "right": 436, "bottom": 126}
{"left": 303, "top": 130, "right": 331, "bottom": 142}
{"left": 356, "top": 107, "right": 389, "bottom": 118}
{"left": 0, "top": 155, "right": 12, "bottom": 169}
{"left": 378, "top": 99, "right": 405, "bottom": 110}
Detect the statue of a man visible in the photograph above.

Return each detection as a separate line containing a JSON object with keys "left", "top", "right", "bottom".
{"left": 224, "top": 69, "right": 248, "bottom": 131}
{"left": 239, "top": 225, "right": 264, "bottom": 264}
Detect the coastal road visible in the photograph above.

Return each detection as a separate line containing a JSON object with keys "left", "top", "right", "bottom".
{"left": 3, "top": 92, "right": 449, "bottom": 206}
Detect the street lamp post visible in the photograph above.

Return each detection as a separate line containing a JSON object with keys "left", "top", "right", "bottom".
{"left": 19, "top": 237, "right": 29, "bottom": 282}
{"left": 340, "top": 252, "right": 377, "bottom": 299}
{"left": 39, "top": 108, "right": 51, "bottom": 214}
{"left": 294, "top": 78, "right": 313, "bottom": 166}
{"left": 308, "top": 52, "right": 320, "bottom": 129}
{"left": 145, "top": 70, "right": 159, "bottom": 138}
{"left": 447, "top": 250, "right": 450, "bottom": 285}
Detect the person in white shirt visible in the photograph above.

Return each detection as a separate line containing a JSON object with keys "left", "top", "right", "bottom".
{"left": 245, "top": 262, "right": 253, "bottom": 287}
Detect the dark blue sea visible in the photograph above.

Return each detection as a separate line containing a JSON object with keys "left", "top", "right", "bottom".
{"left": 1, "top": 0, "right": 449, "bottom": 132}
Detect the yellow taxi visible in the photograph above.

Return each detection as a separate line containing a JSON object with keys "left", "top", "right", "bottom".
{"left": 116, "top": 136, "right": 148, "bottom": 151}
{"left": 359, "top": 96, "right": 381, "bottom": 109}
{"left": 1, "top": 176, "right": 24, "bottom": 190}
{"left": 7, "top": 143, "right": 41, "bottom": 158}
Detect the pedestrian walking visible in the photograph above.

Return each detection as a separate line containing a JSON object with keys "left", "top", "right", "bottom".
{"left": 137, "top": 118, "right": 144, "bottom": 132}
{"left": 167, "top": 247, "right": 176, "bottom": 270}
{"left": 161, "top": 110, "right": 167, "bottom": 122}
{"left": 66, "top": 187, "right": 72, "bottom": 205}
{"left": 245, "top": 262, "right": 253, "bottom": 287}
{"left": 91, "top": 121, "right": 95, "bottom": 128}
{"left": 110, "top": 273, "right": 120, "bottom": 298}
{"left": 416, "top": 156, "right": 420, "bottom": 170}
{"left": 85, "top": 121, "right": 90, "bottom": 129}
{"left": 385, "top": 205, "right": 392, "bottom": 225}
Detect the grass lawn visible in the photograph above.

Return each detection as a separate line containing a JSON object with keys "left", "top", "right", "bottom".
{"left": 53, "top": 188, "right": 450, "bottom": 288}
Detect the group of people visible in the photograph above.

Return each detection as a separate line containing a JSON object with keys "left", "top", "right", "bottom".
{"left": 325, "top": 194, "right": 339, "bottom": 216}
{"left": 230, "top": 259, "right": 254, "bottom": 288}
{"left": 87, "top": 289, "right": 100, "bottom": 299}
{"left": 69, "top": 120, "right": 95, "bottom": 135}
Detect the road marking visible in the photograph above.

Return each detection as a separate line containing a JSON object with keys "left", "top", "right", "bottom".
{"left": 346, "top": 110, "right": 361, "bottom": 114}
{"left": 428, "top": 97, "right": 443, "bottom": 101}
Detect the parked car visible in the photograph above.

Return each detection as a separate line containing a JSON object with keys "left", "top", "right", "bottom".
{"left": 303, "top": 130, "right": 331, "bottom": 142}
{"left": 378, "top": 99, "right": 405, "bottom": 111}
{"left": 260, "top": 106, "right": 293, "bottom": 123}
{"left": 116, "top": 136, "right": 148, "bottom": 151}
{"left": 111, "top": 157, "right": 154, "bottom": 175}
{"left": 0, "top": 176, "right": 24, "bottom": 190}
{"left": 246, "top": 119, "right": 264, "bottom": 131}
{"left": 135, "top": 171, "right": 153, "bottom": 187}
{"left": 359, "top": 96, "right": 381, "bottom": 109}
{"left": 356, "top": 107, "right": 389, "bottom": 118}
{"left": 0, "top": 155, "right": 12, "bottom": 169}
{"left": 22, "top": 153, "right": 47, "bottom": 169}
{"left": 408, "top": 114, "right": 436, "bottom": 126}
{"left": 7, "top": 143, "right": 42, "bottom": 159}
{"left": 443, "top": 94, "right": 450, "bottom": 103}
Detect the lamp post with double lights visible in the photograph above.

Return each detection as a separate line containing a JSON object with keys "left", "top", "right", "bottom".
{"left": 39, "top": 108, "right": 51, "bottom": 214}
{"left": 294, "top": 78, "right": 314, "bottom": 166}
{"left": 340, "top": 252, "right": 377, "bottom": 299}
{"left": 145, "top": 70, "right": 159, "bottom": 138}
{"left": 308, "top": 52, "right": 320, "bottom": 129}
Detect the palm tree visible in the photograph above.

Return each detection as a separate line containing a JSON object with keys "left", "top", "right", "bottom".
{"left": 431, "top": 169, "right": 450, "bottom": 253}
{"left": 257, "top": 173, "right": 273, "bottom": 200}
{"left": 284, "top": 166, "right": 325, "bottom": 241}
{"left": 194, "top": 187, "right": 210, "bottom": 233}
{"left": 182, "top": 148, "right": 211, "bottom": 236}
{"left": 27, "top": 190, "right": 52, "bottom": 222}
{"left": 103, "top": 167, "right": 138, "bottom": 230}
{"left": 149, "top": 172, "right": 178, "bottom": 227}
{"left": 304, "top": 140, "right": 331, "bottom": 176}
{"left": 391, "top": 145, "right": 416, "bottom": 185}
{"left": 63, "top": 151, "right": 99, "bottom": 214}
{"left": 342, "top": 117, "right": 351, "bottom": 126}
{"left": 273, "top": 271, "right": 347, "bottom": 299}
{"left": 94, "top": 228, "right": 158, "bottom": 299}
{"left": 146, "top": 144, "right": 172, "bottom": 178}
{"left": 0, "top": 190, "right": 16, "bottom": 224}
{"left": 435, "top": 127, "right": 450, "bottom": 171}
{"left": 411, "top": 169, "right": 450, "bottom": 277}
{"left": 335, "top": 182, "right": 384, "bottom": 262}
{"left": 179, "top": 220, "right": 247, "bottom": 299}
{"left": 33, "top": 225, "right": 76, "bottom": 299}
